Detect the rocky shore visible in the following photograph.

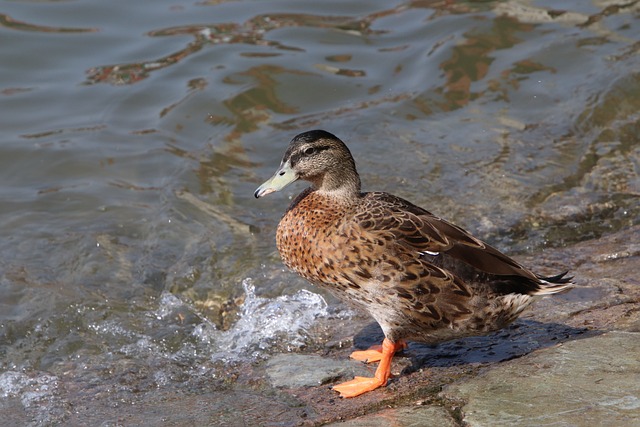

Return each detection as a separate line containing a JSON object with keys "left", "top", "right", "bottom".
{"left": 260, "top": 225, "right": 640, "bottom": 426}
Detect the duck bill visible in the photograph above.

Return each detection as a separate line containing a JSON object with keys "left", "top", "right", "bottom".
{"left": 254, "top": 161, "right": 298, "bottom": 198}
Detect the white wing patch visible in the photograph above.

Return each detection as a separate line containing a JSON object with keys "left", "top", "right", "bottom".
{"left": 420, "top": 250, "right": 440, "bottom": 256}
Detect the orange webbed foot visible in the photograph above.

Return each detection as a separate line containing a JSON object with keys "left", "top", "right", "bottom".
{"left": 332, "top": 375, "right": 387, "bottom": 398}
{"left": 349, "top": 345, "right": 384, "bottom": 363}
{"left": 333, "top": 338, "right": 407, "bottom": 398}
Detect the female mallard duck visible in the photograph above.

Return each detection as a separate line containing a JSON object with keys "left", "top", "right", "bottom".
{"left": 255, "top": 130, "right": 573, "bottom": 398}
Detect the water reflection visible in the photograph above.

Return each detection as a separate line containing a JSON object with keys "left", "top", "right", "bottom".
{"left": 80, "top": 2, "right": 548, "bottom": 150}
{"left": 84, "top": 11, "right": 375, "bottom": 86}
{"left": 0, "top": 13, "right": 97, "bottom": 33}
{"left": 436, "top": 16, "right": 534, "bottom": 110}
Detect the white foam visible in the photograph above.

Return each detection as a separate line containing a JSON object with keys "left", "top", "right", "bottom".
{"left": 0, "top": 370, "right": 59, "bottom": 421}
{"left": 0, "top": 371, "right": 57, "bottom": 401}
{"left": 193, "top": 278, "right": 329, "bottom": 360}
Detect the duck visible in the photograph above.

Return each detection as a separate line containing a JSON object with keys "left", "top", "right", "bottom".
{"left": 254, "top": 130, "right": 573, "bottom": 398}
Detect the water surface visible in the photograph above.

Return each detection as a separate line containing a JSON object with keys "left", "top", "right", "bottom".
{"left": 0, "top": 0, "right": 638, "bottom": 424}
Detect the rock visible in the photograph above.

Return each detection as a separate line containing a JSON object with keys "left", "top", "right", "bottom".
{"left": 442, "top": 331, "right": 640, "bottom": 427}
{"left": 266, "top": 353, "right": 371, "bottom": 389}
{"left": 324, "top": 405, "right": 459, "bottom": 427}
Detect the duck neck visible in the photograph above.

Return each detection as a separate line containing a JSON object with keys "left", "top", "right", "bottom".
{"left": 314, "top": 169, "right": 361, "bottom": 201}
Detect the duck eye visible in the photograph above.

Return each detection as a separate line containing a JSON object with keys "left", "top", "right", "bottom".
{"left": 303, "top": 147, "right": 315, "bottom": 156}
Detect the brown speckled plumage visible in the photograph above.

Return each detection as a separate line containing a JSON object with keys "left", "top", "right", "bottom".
{"left": 255, "top": 130, "right": 574, "bottom": 397}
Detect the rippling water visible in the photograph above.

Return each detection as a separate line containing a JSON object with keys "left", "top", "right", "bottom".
{"left": 1, "top": 0, "right": 639, "bottom": 424}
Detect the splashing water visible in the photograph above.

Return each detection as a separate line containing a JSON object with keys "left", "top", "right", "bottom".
{"left": 193, "top": 278, "right": 330, "bottom": 360}
{"left": 84, "top": 278, "right": 332, "bottom": 365}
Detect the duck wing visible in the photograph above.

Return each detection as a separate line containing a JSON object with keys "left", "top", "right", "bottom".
{"left": 355, "top": 192, "right": 572, "bottom": 295}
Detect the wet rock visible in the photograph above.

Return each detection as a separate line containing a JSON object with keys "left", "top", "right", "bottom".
{"left": 522, "top": 224, "right": 640, "bottom": 332}
{"left": 64, "top": 389, "right": 315, "bottom": 427}
{"left": 266, "top": 353, "right": 372, "bottom": 389}
{"left": 324, "top": 405, "right": 458, "bottom": 427}
{"left": 442, "top": 331, "right": 640, "bottom": 426}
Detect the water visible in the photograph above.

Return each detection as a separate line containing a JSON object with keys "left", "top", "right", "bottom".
{"left": 1, "top": 0, "right": 639, "bottom": 424}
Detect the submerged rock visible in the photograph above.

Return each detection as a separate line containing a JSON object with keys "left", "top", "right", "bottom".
{"left": 324, "top": 405, "right": 458, "bottom": 427}
{"left": 266, "top": 353, "right": 371, "bottom": 389}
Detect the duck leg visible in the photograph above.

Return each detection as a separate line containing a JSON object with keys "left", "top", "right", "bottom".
{"left": 332, "top": 338, "right": 406, "bottom": 398}
{"left": 349, "top": 339, "right": 407, "bottom": 362}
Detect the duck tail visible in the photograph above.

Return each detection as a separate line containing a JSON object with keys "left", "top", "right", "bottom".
{"left": 531, "top": 271, "right": 575, "bottom": 295}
